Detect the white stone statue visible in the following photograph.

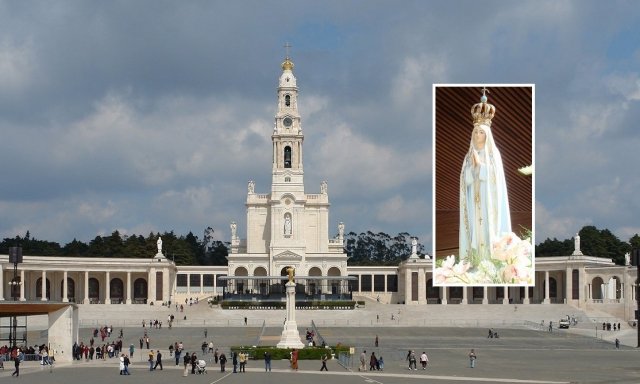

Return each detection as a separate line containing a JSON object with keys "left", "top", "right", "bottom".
{"left": 459, "top": 98, "right": 511, "bottom": 265}
{"left": 411, "top": 237, "right": 418, "bottom": 256}
{"left": 284, "top": 215, "right": 292, "bottom": 235}
{"left": 321, "top": 180, "right": 327, "bottom": 194}
{"left": 230, "top": 221, "right": 237, "bottom": 239}
{"left": 157, "top": 236, "right": 163, "bottom": 254}
{"left": 572, "top": 233, "right": 583, "bottom": 255}
{"left": 338, "top": 222, "right": 344, "bottom": 239}
{"left": 248, "top": 180, "right": 255, "bottom": 194}
{"left": 625, "top": 252, "right": 630, "bottom": 266}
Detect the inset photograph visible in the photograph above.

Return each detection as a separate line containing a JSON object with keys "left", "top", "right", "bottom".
{"left": 433, "top": 85, "right": 534, "bottom": 286}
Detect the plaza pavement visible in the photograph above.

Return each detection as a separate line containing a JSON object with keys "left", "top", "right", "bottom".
{"left": 5, "top": 299, "right": 640, "bottom": 383}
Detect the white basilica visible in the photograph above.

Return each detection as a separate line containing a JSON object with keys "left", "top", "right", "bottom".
{"left": 224, "top": 55, "right": 348, "bottom": 295}
{"left": 0, "top": 55, "right": 638, "bottom": 326}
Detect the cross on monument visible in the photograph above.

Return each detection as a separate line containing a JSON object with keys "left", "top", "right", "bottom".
{"left": 481, "top": 87, "right": 489, "bottom": 97}
{"left": 284, "top": 42, "right": 292, "bottom": 58}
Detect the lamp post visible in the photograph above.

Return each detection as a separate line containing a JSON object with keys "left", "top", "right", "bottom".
{"left": 9, "top": 246, "right": 23, "bottom": 349}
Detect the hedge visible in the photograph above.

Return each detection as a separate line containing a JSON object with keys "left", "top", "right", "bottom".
{"left": 229, "top": 345, "right": 351, "bottom": 360}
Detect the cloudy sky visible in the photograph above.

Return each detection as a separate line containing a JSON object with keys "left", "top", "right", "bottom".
{"left": 1, "top": 1, "right": 639, "bottom": 251}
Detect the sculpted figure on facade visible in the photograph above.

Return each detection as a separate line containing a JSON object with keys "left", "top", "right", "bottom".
{"left": 248, "top": 180, "right": 255, "bottom": 194}
{"left": 230, "top": 221, "right": 237, "bottom": 239}
{"left": 287, "top": 266, "right": 295, "bottom": 283}
{"left": 338, "top": 222, "right": 345, "bottom": 239}
{"left": 284, "top": 215, "right": 292, "bottom": 235}
{"left": 321, "top": 180, "right": 328, "bottom": 194}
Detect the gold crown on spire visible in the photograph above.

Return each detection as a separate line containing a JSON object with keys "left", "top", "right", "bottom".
{"left": 470, "top": 87, "right": 496, "bottom": 126}
{"left": 281, "top": 57, "right": 294, "bottom": 71}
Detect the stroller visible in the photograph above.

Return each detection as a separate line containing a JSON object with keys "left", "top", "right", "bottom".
{"left": 196, "top": 359, "right": 207, "bottom": 374}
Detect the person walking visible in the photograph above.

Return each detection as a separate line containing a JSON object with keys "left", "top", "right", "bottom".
{"left": 119, "top": 354, "right": 126, "bottom": 375}
{"left": 219, "top": 352, "right": 227, "bottom": 372}
{"left": 190, "top": 352, "right": 197, "bottom": 374}
{"left": 407, "top": 350, "right": 417, "bottom": 370}
{"left": 420, "top": 351, "right": 429, "bottom": 369}
{"left": 359, "top": 350, "right": 366, "bottom": 371}
{"left": 615, "top": 338, "right": 620, "bottom": 349}
{"left": 239, "top": 351, "right": 246, "bottom": 372}
{"left": 148, "top": 350, "right": 155, "bottom": 371}
{"left": 291, "top": 349, "right": 299, "bottom": 371}
{"left": 469, "top": 349, "right": 477, "bottom": 368}
{"left": 264, "top": 351, "right": 272, "bottom": 372}
{"left": 154, "top": 350, "right": 163, "bottom": 370}
{"left": 320, "top": 354, "right": 328, "bottom": 371}
{"left": 232, "top": 351, "right": 238, "bottom": 373}
{"left": 12, "top": 353, "right": 20, "bottom": 377}
{"left": 375, "top": 335, "right": 379, "bottom": 347}
{"left": 182, "top": 352, "right": 190, "bottom": 376}
{"left": 369, "top": 351, "right": 378, "bottom": 371}
{"left": 378, "top": 355, "right": 384, "bottom": 371}
{"left": 123, "top": 354, "right": 131, "bottom": 375}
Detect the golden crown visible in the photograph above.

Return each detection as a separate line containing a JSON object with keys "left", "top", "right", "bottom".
{"left": 470, "top": 87, "right": 495, "bottom": 126}
{"left": 282, "top": 57, "right": 294, "bottom": 71}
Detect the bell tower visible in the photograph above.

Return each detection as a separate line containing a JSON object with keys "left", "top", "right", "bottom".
{"left": 271, "top": 52, "right": 304, "bottom": 197}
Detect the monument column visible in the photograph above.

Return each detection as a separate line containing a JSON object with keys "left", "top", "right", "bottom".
{"left": 41, "top": 270, "right": 47, "bottom": 301}
{"left": 503, "top": 286, "right": 509, "bottom": 304}
{"left": 163, "top": 268, "right": 170, "bottom": 303}
{"left": 482, "top": 286, "right": 488, "bottom": 304}
{"left": 105, "top": 271, "right": 111, "bottom": 304}
{"left": 126, "top": 272, "right": 132, "bottom": 304}
{"left": 84, "top": 271, "right": 89, "bottom": 303}
{"left": 277, "top": 268, "right": 305, "bottom": 349}
{"left": 441, "top": 286, "right": 447, "bottom": 305}
{"left": 523, "top": 285, "right": 530, "bottom": 304}
{"left": 462, "top": 286, "right": 468, "bottom": 305}
{"left": 543, "top": 271, "right": 550, "bottom": 304}
{"left": 62, "top": 270, "right": 69, "bottom": 303}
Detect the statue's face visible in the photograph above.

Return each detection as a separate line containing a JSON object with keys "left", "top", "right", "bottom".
{"left": 473, "top": 127, "right": 487, "bottom": 149}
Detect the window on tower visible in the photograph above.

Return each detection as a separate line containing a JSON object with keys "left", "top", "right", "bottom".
{"left": 284, "top": 146, "right": 292, "bottom": 168}
{"left": 285, "top": 94, "right": 291, "bottom": 107}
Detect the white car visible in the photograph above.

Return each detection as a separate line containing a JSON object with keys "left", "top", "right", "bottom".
{"left": 559, "top": 319, "right": 570, "bottom": 329}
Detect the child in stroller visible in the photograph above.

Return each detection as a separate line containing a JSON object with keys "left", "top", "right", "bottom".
{"left": 196, "top": 359, "right": 206, "bottom": 374}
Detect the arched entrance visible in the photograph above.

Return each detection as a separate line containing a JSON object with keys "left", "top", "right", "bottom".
{"left": 592, "top": 277, "right": 604, "bottom": 300}
{"left": 110, "top": 278, "right": 124, "bottom": 303}
{"left": 36, "top": 277, "right": 51, "bottom": 300}
{"left": 308, "top": 267, "right": 322, "bottom": 295}
{"left": 89, "top": 277, "right": 100, "bottom": 303}
{"left": 133, "top": 278, "right": 148, "bottom": 303}
{"left": 60, "top": 278, "right": 75, "bottom": 302}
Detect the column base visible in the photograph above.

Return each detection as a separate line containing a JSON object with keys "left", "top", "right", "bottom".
{"left": 62, "top": 298, "right": 69, "bottom": 303}
{"left": 523, "top": 298, "right": 530, "bottom": 304}
{"left": 542, "top": 299, "right": 550, "bottom": 304}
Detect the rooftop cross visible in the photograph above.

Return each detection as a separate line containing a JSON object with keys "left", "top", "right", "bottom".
{"left": 284, "top": 42, "right": 292, "bottom": 58}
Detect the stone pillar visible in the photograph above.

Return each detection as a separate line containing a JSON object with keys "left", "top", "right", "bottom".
{"left": 418, "top": 268, "right": 427, "bottom": 304}
{"left": 62, "top": 270, "right": 69, "bottom": 303}
{"left": 384, "top": 274, "right": 388, "bottom": 293}
{"left": 441, "top": 286, "right": 448, "bottom": 305}
{"left": 41, "top": 270, "right": 47, "bottom": 301}
{"left": 523, "top": 285, "right": 530, "bottom": 304}
{"left": 277, "top": 281, "right": 305, "bottom": 349}
{"left": 0, "top": 265, "right": 4, "bottom": 301}
{"left": 20, "top": 270, "right": 25, "bottom": 301}
{"left": 543, "top": 271, "right": 550, "bottom": 304}
{"left": 503, "top": 286, "right": 509, "bottom": 304}
{"left": 200, "top": 273, "right": 204, "bottom": 295}
{"left": 187, "top": 273, "right": 191, "bottom": 294}
{"left": 84, "top": 271, "right": 89, "bottom": 304}
{"left": 565, "top": 267, "right": 572, "bottom": 304}
{"left": 148, "top": 268, "right": 156, "bottom": 304}
{"left": 404, "top": 270, "right": 411, "bottom": 303}
{"left": 462, "top": 286, "right": 468, "bottom": 305}
{"left": 126, "top": 272, "right": 132, "bottom": 304}
{"left": 163, "top": 268, "right": 170, "bottom": 303}
{"left": 482, "top": 286, "right": 488, "bottom": 304}
{"left": 105, "top": 271, "right": 111, "bottom": 304}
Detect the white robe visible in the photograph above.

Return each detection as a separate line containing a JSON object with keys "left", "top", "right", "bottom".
{"left": 459, "top": 124, "right": 511, "bottom": 265}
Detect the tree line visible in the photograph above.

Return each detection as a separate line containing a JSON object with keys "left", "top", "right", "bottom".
{"left": 0, "top": 229, "right": 426, "bottom": 266}
{"left": 536, "top": 225, "right": 640, "bottom": 265}
{"left": 0, "top": 228, "right": 228, "bottom": 266}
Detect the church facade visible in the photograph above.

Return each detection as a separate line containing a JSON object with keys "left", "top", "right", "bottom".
{"left": 0, "top": 56, "right": 637, "bottom": 323}
{"left": 225, "top": 55, "right": 348, "bottom": 294}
